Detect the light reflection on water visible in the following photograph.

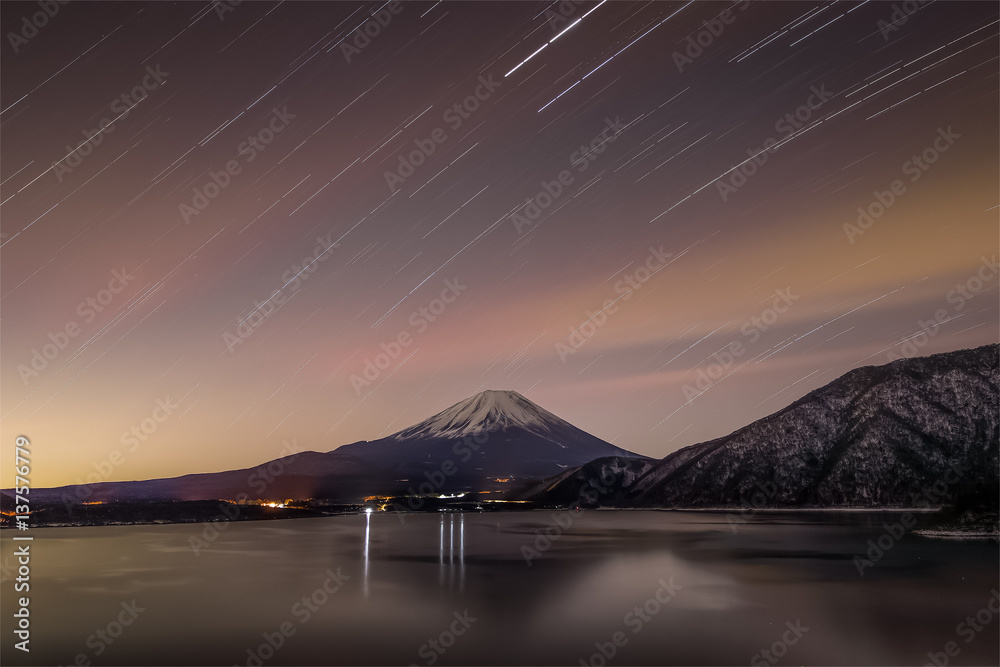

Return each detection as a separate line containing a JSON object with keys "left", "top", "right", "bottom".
{"left": 1, "top": 510, "right": 996, "bottom": 666}
{"left": 436, "top": 513, "right": 465, "bottom": 592}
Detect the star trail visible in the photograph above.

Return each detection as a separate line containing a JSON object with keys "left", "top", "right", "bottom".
{"left": 1, "top": 0, "right": 997, "bottom": 487}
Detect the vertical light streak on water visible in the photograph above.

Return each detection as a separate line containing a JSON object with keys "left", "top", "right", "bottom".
{"left": 363, "top": 511, "right": 371, "bottom": 599}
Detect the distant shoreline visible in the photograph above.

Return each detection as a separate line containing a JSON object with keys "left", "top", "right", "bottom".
{"left": 4, "top": 503, "right": 996, "bottom": 534}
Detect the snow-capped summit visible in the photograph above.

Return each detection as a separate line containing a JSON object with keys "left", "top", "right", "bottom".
{"left": 332, "top": 389, "right": 646, "bottom": 484}
{"left": 391, "top": 389, "right": 575, "bottom": 440}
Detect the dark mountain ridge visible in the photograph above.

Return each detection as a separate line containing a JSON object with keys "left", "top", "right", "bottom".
{"left": 522, "top": 344, "right": 999, "bottom": 509}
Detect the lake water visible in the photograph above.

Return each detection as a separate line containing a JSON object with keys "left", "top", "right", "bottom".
{"left": 2, "top": 511, "right": 997, "bottom": 666}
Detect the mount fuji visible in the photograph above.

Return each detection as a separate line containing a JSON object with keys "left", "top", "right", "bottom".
{"left": 334, "top": 389, "right": 646, "bottom": 484}
{"left": 21, "top": 390, "right": 643, "bottom": 507}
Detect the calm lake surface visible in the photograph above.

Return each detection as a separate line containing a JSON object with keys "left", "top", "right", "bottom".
{"left": 2, "top": 511, "right": 997, "bottom": 666}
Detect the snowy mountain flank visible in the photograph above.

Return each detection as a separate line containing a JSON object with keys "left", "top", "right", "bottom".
{"left": 334, "top": 389, "right": 645, "bottom": 483}
{"left": 391, "top": 389, "right": 582, "bottom": 440}
{"left": 522, "top": 344, "right": 999, "bottom": 510}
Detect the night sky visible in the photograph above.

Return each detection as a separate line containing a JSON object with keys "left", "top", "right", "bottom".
{"left": 2, "top": 0, "right": 997, "bottom": 488}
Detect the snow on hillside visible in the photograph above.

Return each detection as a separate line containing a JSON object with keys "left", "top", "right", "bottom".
{"left": 391, "top": 389, "right": 580, "bottom": 440}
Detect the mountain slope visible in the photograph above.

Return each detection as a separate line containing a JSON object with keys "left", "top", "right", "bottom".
{"left": 24, "top": 449, "right": 388, "bottom": 505}
{"left": 523, "top": 345, "right": 999, "bottom": 508}
{"left": 19, "top": 390, "right": 643, "bottom": 506}
{"left": 393, "top": 389, "right": 573, "bottom": 439}
{"left": 334, "top": 390, "right": 645, "bottom": 485}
